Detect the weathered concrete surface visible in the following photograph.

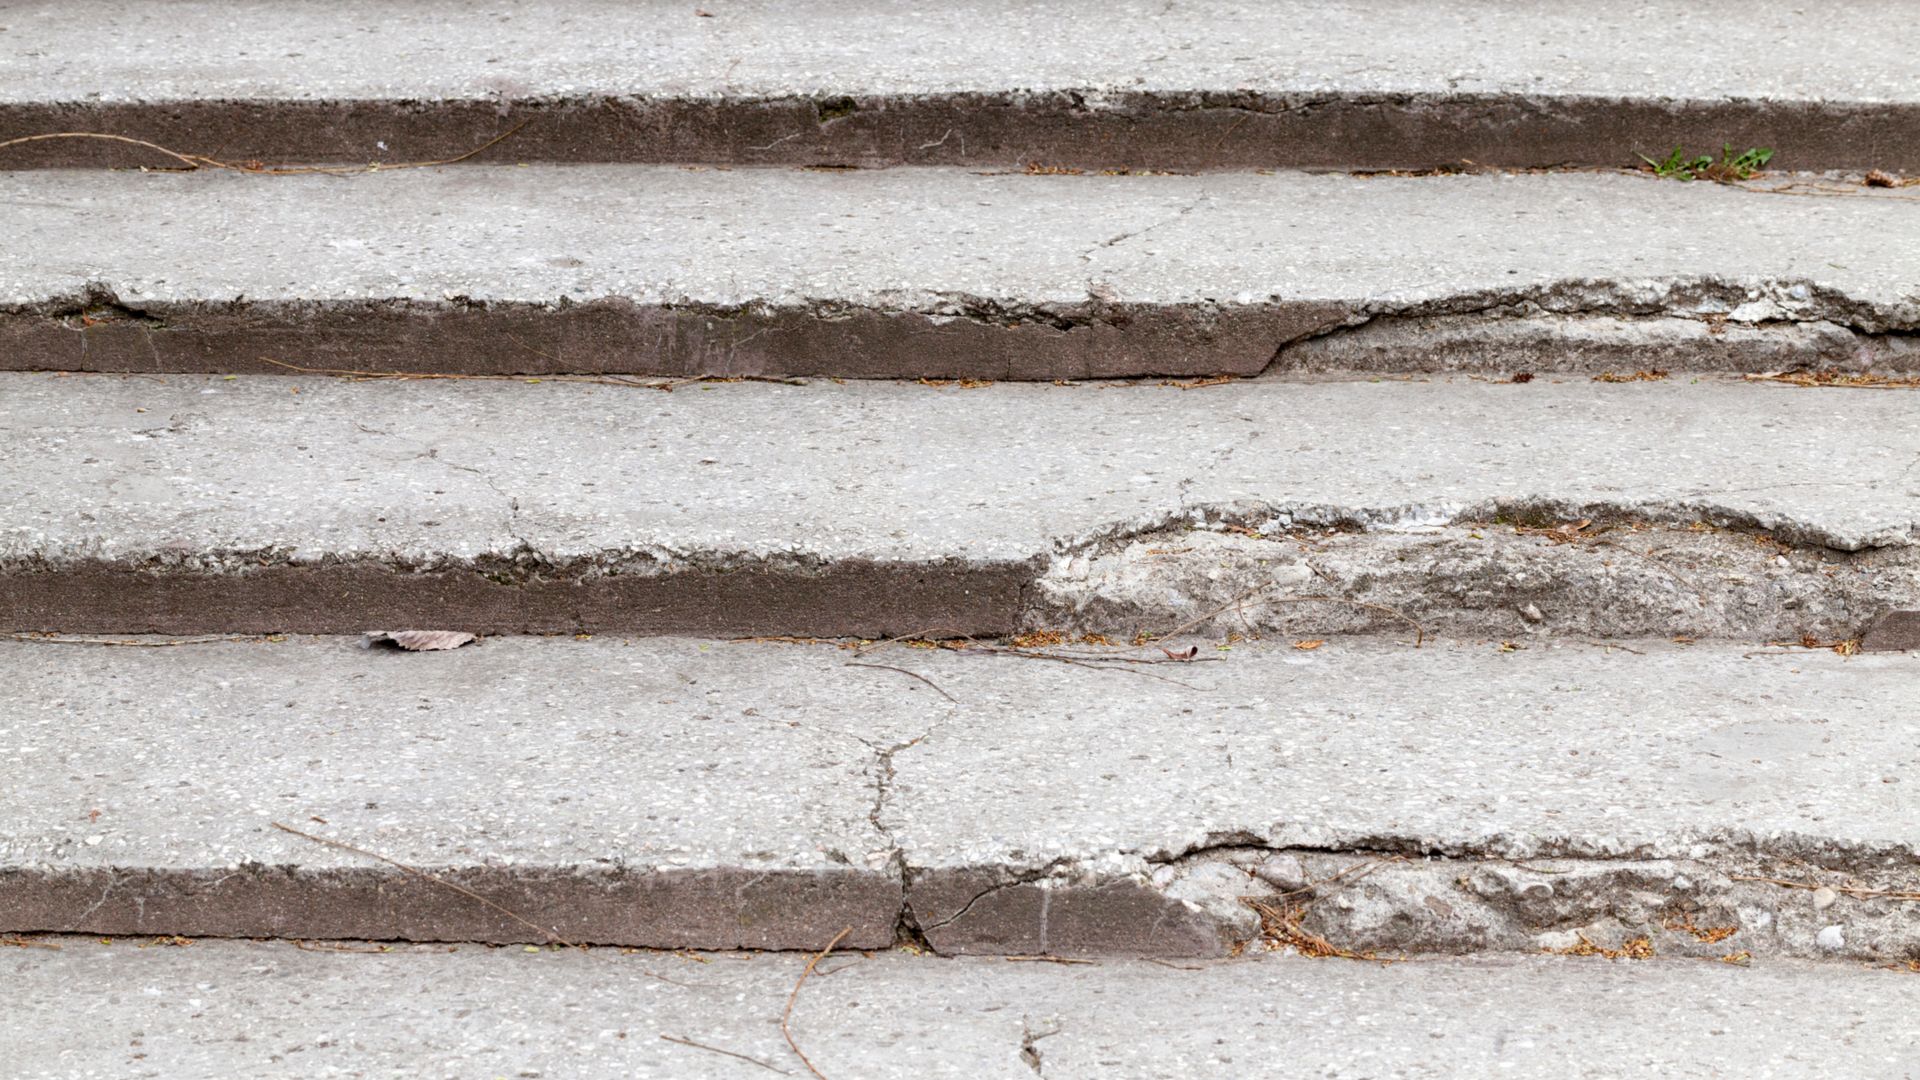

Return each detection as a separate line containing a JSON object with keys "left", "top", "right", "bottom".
{"left": 6, "top": 1, "right": 1920, "bottom": 171}
{"left": 4, "top": 637, "right": 1918, "bottom": 960}
{"left": 7, "top": 942, "right": 1920, "bottom": 1080}
{"left": 2, "top": 167, "right": 1917, "bottom": 378}
{"left": 0, "top": 637, "right": 914, "bottom": 950}
{"left": 2, "top": 374, "right": 1918, "bottom": 637}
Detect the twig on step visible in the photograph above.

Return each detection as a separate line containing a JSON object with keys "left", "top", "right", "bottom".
{"left": 269, "top": 821, "right": 574, "bottom": 947}
{"left": 843, "top": 662, "right": 957, "bottom": 703}
{"left": 0, "top": 121, "right": 531, "bottom": 174}
{"left": 661, "top": 1035, "right": 793, "bottom": 1075}
{"left": 783, "top": 926, "right": 851, "bottom": 1080}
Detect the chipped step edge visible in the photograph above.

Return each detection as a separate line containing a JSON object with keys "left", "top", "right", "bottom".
{"left": 6, "top": 842, "right": 1916, "bottom": 964}
{"left": 5, "top": 504, "right": 1919, "bottom": 643}
{"left": 4, "top": 278, "right": 1918, "bottom": 379}
{"left": 8, "top": 92, "right": 1920, "bottom": 172}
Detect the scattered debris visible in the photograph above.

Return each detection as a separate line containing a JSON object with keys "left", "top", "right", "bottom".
{"left": 1720, "top": 950, "right": 1754, "bottom": 966}
{"left": 783, "top": 927, "right": 852, "bottom": 1080}
{"left": 1865, "top": 170, "right": 1908, "bottom": 188}
{"left": 1507, "top": 372, "right": 1535, "bottom": 384}
{"left": 1292, "top": 639, "right": 1325, "bottom": 650}
{"left": 1593, "top": 370, "right": 1669, "bottom": 383}
{"left": 1663, "top": 915, "right": 1739, "bottom": 945}
{"left": 0, "top": 936, "right": 60, "bottom": 950}
{"left": 1745, "top": 369, "right": 1920, "bottom": 390}
{"left": 1244, "top": 899, "right": 1386, "bottom": 962}
{"left": 360, "top": 630, "right": 477, "bottom": 651}
{"left": 1551, "top": 932, "right": 1656, "bottom": 960}
{"left": 1005, "top": 955, "right": 1098, "bottom": 965}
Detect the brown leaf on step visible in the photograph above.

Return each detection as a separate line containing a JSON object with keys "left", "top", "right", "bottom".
{"left": 1508, "top": 372, "right": 1534, "bottom": 384}
{"left": 361, "top": 630, "right": 478, "bottom": 651}
{"left": 1292, "top": 639, "right": 1325, "bottom": 650}
{"left": 1161, "top": 645, "right": 1200, "bottom": 661}
{"left": 1865, "top": 170, "right": 1900, "bottom": 188}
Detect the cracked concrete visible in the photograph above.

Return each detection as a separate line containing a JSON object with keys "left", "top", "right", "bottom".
{"left": 7, "top": 1, "right": 1920, "bottom": 172}
{"left": 5, "top": 636, "right": 1918, "bottom": 962}
{"left": 4, "top": 374, "right": 1919, "bottom": 639}
{"left": 4, "top": 167, "right": 1917, "bottom": 378}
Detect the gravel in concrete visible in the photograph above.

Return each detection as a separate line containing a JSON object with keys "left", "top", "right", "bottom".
{"left": 4, "top": 1, "right": 1920, "bottom": 169}
{"left": 7, "top": 939, "right": 1918, "bottom": 1078}
{"left": 4, "top": 637, "right": 1918, "bottom": 958}
{"left": 2, "top": 167, "right": 1916, "bottom": 377}
{"left": 2, "top": 374, "right": 1918, "bottom": 635}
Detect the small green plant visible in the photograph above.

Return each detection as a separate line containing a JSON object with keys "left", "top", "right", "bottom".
{"left": 1638, "top": 143, "right": 1774, "bottom": 181}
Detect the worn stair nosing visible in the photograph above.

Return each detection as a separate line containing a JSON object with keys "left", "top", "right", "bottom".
{"left": 4, "top": 636, "right": 1917, "bottom": 961}
{"left": 5, "top": 166, "right": 1918, "bottom": 380}
{"left": 9, "top": 0, "right": 1920, "bottom": 171}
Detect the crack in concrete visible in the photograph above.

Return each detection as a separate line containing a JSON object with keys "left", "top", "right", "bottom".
{"left": 852, "top": 724, "right": 943, "bottom": 949}
{"left": 1080, "top": 196, "right": 1205, "bottom": 261}
{"left": 1019, "top": 1016, "right": 1062, "bottom": 1076}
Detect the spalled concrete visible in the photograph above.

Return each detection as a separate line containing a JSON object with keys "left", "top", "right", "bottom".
{"left": 2, "top": 167, "right": 1917, "bottom": 378}
{"left": 6, "top": 1, "right": 1920, "bottom": 171}
{"left": 8, "top": 941, "right": 1920, "bottom": 1079}
{"left": 3, "top": 637, "right": 1918, "bottom": 960}
{"left": 2, "top": 374, "right": 1918, "bottom": 638}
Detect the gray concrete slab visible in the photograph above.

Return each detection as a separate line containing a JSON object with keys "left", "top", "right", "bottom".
{"left": 6, "top": 938, "right": 1918, "bottom": 1078}
{"left": 2, "top": 373, "right": 1918, "bottom": 637}
{"left": 2, "top": 166, "right": 1916, "bottom": 378}
{"left": 0, "top": 636, "right": 918, "bottom": 950}
{"left": 5, "top": 1, "right": 1920, "bottom": 170}
{"left": 4, "top": 636, "right": 1919, "bottom": 959}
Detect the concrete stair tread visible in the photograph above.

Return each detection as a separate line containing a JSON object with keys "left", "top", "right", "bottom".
{"left": 8, "top": 940, "right": 1917, "bottom": 1079}
{"left": 4, "top": 373, "right": 1918, "bottom": 638}
{"left": 5, "top": 1, "right": 1919, "bottom": 170}
{"left": 5, "top": 166, "right": 1917, "bottom": 378}
{"left": 5, "top": 636, "right": 1917, "bottom": 960}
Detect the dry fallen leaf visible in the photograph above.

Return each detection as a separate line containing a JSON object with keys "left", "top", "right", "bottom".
{"left": 1865, "top": 169, "right": 1900, "bottom": 188}
{"left": 1161, "top": 645, "right": 1200, "bottom": 661}
{"left": 360, "top": 630, "right": 478, "bottom": 651}
{"left": 1292, "top": 639, "right": 1325, "bottom": 650}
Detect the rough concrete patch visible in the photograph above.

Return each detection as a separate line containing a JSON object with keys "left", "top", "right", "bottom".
{"left": 913, "top": 845, "right": 1920, "bottom": 963}
{"left": 1032, "top": 518, "right": 1920, "bottom": 643}
{"left": 1268, "top": 277, "right": 1920, "bottom": 375}
{"left": 1275, "top": 313, "right": 1920, "bottom": 375}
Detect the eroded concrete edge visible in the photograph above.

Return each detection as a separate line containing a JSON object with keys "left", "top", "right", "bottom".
{"left": 4, "top": 498, "right": 1918, "bottom": 639}
{"left": 2, "top": 279, "right": 1915, "bottom": 378}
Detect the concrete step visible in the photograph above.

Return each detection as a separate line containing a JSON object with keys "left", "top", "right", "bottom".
{"left": 5, "top": 166, "right": 1917, "bottom": 379}
{"left": 3, "top": 373, "right": 1917, "bottom": 640}
{"left": 7, "top": 941, "right": 1916, "bottom": 1080}
{"left": 5, "top": 1, "right": 1919, "bottom": 173}
{"left": 4, "top": 636, "right": 1917, "bottom": 962}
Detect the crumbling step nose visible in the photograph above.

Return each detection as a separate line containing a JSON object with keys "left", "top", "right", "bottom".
{"left": 2, "top": 374, "right": 1916, "bottom": 642}
{"left": 5, "top": 635, "right": 1917, "bottom": 965}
